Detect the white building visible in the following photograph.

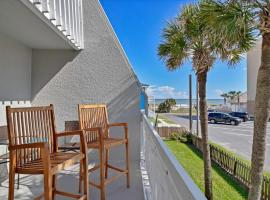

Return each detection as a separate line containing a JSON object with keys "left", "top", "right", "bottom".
{"left": 247, "top": 38, "right": 262, "bottom": 114}
{"left": 0, "top": 1, "right": 204, "bottom": 200}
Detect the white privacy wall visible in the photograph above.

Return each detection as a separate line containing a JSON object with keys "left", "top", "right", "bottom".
{"left": 31, "top": 0, "right": 142, "bottom": 162}
{"left": 0, "top": 33, "right": 32, "bottom": 126}
{"left": 142, "top": 114, "right": 206, "bottom": 200}
{"left": 0, "top": 33, "right": 32, "bottom": 101}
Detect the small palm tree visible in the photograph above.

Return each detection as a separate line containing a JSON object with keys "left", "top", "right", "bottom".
{"left": 157, "top": 2, "right": 250, "bottom": 199}
{"left": 220, "top": 93, "right": 229, "bottom": 104}
{"left": 200, "top": 1, "right": 269, "bottom": 198}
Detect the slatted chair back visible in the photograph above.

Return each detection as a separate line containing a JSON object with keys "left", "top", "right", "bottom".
{"left": 6, "top": 105, "right": 57, "bottom": 167}
{"left": 78, "top": 104, "right": 109, "bottom": 143}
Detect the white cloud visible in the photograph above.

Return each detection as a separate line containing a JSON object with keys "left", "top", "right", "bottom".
{"left": 214, "top": 89, "right": 224, "bottom": 96}
{"left": 146, "top": 85, "right": 188, "bottom": 99}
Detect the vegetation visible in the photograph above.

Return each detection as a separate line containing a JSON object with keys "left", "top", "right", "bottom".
{"left": 200, "top": 1, "right": 270, "bottom": 198}
{"left": 221, "top": 91, "right": 242, "bottom": 104}
{"left": 158, "top": 114, "right": 177, "bottom": 124}
{"left": 171, "top": 107, "right": 197, "bottom": 114}
{"left": 157, "top": 2, "right": 250, "bottom": 198}
{"left": 157, "top": 98, "right": 176, "bottom": 113}
{"left": 165, "top": 140, "right": 248, "bottom": 200}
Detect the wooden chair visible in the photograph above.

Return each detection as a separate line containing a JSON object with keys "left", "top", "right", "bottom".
{"left": 78, "top": 104, "right": 130, "bottom": 200}
{"left": 6, "top": 105, "right": 89, "bottom": 200}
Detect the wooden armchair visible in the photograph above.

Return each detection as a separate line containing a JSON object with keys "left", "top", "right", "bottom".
{"left": 78, "top": 104, "right": 130, "bottom": 200}
{"left": 6, "top": 105, "right": 89, "bottom": 200}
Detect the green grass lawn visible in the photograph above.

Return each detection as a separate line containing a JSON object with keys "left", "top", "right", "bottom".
{"left": 158, "top": 114, "right": 177, "bottom": 124}
{"left": 171, "top": 107, "right": 197, "bottom": 114}
{"left": 164, "top": 140, "right": 248, "bottom": 200}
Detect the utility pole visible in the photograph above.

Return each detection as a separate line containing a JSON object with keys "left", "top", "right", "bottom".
{"left": 189, "top": 74, "right": 193, "bottom": 133}
{"left": 196, "top": 76, "right": 199, "bottom": 136}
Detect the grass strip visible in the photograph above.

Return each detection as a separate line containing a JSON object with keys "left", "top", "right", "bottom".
{"left": 165, "top": 140, "right": 248, "bottom": 200}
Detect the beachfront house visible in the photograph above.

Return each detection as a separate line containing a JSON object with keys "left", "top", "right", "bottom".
{"left": 0, "top": 0, "right": 205, "bottom": 199}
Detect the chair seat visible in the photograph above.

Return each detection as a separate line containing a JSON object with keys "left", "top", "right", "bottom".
{"left": 59, "top": 138, "right": 127, "bottom": 150}
{"left": 16, "top": 152, "right": 84, "bottom": 174}
{"left": 88, "top": 138, "right": 127, "bottom": 149}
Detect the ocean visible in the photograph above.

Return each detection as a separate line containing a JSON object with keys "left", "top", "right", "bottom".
{"left": 154, "top": 99, "right": 224, "bottom": 106}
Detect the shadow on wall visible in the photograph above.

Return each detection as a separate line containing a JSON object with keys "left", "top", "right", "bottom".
{"left": 31, "top": 49, "right": 79, "bottom": 99}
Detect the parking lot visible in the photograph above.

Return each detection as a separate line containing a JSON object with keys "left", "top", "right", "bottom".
{"left": 165, "top": 114, "right": 270, "bottom": 172}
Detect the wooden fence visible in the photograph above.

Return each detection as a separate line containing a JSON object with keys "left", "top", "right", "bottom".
{"left": 155, "top": 126, "right": 186, "bottom": 138}
{"left": 191, "top": 135, "right": 270, "bottom": 200}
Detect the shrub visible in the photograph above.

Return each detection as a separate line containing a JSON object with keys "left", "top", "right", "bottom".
{"left": 157, "top": 98, "right": 177, "bottom": 113}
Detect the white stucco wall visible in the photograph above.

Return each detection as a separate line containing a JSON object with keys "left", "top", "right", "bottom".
{"left": 247, "top": 38, "right": 262, "bottom": 101}
{"left": 247, "top": 38, "right": 262, "bottom": 113}
{"left": 0, "top": 32, "right": 32, "bottom": 100}
{"left": 31, "top": 0, "right": 141, "bottom": 162}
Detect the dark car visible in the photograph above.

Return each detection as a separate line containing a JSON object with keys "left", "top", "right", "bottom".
{"left": 229, "top": 112, "right": 249, "bottom": 122}
{"left": 208, "top": 112, "right": 241, "bottom": 125}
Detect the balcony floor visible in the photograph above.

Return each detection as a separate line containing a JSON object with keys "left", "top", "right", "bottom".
{"left": 0, "top": 160, "right": 145, "bottom": 200}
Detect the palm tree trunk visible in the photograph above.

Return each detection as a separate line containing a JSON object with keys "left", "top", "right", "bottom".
{"left": 248, "top": 35, "right": 270, "bottom": 200}
{"left": 198, "top": 70, "right": 213, "bottom": 200}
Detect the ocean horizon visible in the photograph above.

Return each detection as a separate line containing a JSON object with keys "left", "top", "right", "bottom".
{"left": 153, "top": 99, "right": 224, "bottom": 105}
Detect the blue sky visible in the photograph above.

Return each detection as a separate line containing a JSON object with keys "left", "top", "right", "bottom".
{"left": 100, "top": 0, "right": 247, "bottom": 99}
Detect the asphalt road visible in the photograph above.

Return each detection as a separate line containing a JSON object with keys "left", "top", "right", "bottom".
{"left": 165, "top": 113, "right": 270, "bottom": 172}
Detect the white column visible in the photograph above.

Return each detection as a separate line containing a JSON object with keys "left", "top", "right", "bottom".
{"left": 41, "top": 0, "right": 49, "bottom": 13}
{"left": 66, "top": 0, "right": 71, "bottom": 36}
{"left": 55, "top": 0, "right": 62, "bottom": 27}
{"left": 74, "top": 0, "right": 79, "bottom": 46}
{"left": 48, "top": 0, "right": 56, "bottom": 21}
{"left": 33, "top": 0, "right": 41, "bottom": 4}
{"left": 79, "top": 0, "right": 84, "bottom": 48}
{"left": 61, "top": 0, "right": 67, "bottom": 32}
{"left": 70, "top": 0, "right": 75, "bottom": 41}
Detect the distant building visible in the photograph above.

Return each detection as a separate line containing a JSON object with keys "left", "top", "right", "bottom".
{"left": 247, "top": 38, "right": 262, "bottom": 114}
{"left": 229, "top": 92, "right": 247, "bottom": 112}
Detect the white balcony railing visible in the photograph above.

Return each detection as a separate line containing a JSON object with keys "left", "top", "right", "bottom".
{"left": 24, "top": 0, "right": 84, "bottom": 50}
{"left": 141, "top": 113, "right": 206, "bottom": 200}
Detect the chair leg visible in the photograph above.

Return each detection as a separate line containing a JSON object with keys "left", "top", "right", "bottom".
{"left": 79, "top": 160, "right": 83, "bottom": 193}
{"left": 44, "top": 172, "right": 52, "bottom": 200}
{"left": 8, "top": 157, "right": 16, "bottom": 200}
{"left": 82, "top": 158, "right": 89, "bottom": 200}
{"left": 99, "top": 147, "right": 105, "bottom": 200}
{"left": 105, "top": 149, "right": 109, "bottom": 179}
{"left": 125, "top": 141, "right": 130, "bottom": 188}
{"left": 17, "top": 173, "right": 20, "bottom": 190}
{"left": 52, "top": 174, "right": 57, "bottom": 199}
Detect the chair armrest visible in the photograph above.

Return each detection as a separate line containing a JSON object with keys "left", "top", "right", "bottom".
{"left": 56, "top": 130, "right": 84, "bottom": 138}
{"left": 9, "top": 142, "right": 48, "bottom": 151}
{"left": 108, "top": 123, "right": 128, "bottom": 128}
{"left": 107, "top": 123, "right": 128, "bottom": 139}
{"left": 56, "top": 130, "right": 88, "bottom": 154}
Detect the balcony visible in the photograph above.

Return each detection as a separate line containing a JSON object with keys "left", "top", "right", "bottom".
{"left": 0, "top": 111, "right": 205, "bottom": 200}
{"left": 0, "top": 0, "right": 83, "bottom": 50}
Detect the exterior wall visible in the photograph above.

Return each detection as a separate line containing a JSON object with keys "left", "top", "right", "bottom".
{"left": 31, "top": 0, "right": 141, "bottom": 162}
{"left": 0, "top": 33, "right": 32, "bottom": 100}
{"left": 247, "top": 38, "right": 262, "bottom": 114}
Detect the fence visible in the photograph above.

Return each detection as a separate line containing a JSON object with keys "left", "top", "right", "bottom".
{"left": 191, "top": 135, "right": 270, "bottom": 200}
{"left": 156, "top": 126, "right": 187, "bottom": 138}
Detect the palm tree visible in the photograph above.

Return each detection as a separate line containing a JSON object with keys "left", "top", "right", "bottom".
{"left": 200, "top": 1, "right": 269, "bottom": 199}
{"left": 157, "top": 2, "right": 249, "bottom": 199}
{"left": 220, "top": 93, "right": 229, "bottom": 104}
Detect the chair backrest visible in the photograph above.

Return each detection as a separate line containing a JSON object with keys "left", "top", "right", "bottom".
{"left": 78, "top": 104, "right": 109, "bottom": 143}
{"left": 6, "top": 105, "right": 56, "bottom": 165}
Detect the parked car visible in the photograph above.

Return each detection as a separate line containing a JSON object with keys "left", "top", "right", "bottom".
{"left": 229, "top": 112, "right": 249, "bottom": 122}
{"left": 208, "top": 112, "right": 241, "bottom": 125}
